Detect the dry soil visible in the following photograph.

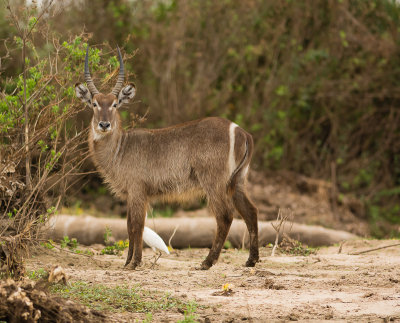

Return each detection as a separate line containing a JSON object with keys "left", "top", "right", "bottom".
{"left": 27, "top": 239, "right": 400, "bottom": 322}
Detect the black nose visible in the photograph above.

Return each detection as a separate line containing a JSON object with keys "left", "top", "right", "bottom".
{"left": 99, "top": 121, "right": 111, "bottom": 130}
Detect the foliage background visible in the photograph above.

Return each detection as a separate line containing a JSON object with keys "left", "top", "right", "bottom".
{"left": 1, "top": 0, "right": 399, "bottom": 238}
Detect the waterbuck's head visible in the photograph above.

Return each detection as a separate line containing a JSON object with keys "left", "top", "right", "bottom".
{"left": 75, "top": 46, "right": 136, "bottom": 137}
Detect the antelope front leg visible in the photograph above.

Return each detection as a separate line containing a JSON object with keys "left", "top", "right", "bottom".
{"left": 124, "top": 214, "right": 134, "bottom": 267}
{"left": 126, "top": 200, "right": 147, "bottom": 269}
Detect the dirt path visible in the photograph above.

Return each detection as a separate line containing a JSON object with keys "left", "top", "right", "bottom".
{"left": 27, "top": 239, "right": 400, "bottom": 322}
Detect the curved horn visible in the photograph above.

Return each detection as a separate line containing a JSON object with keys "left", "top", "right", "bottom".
{"left": 111, "top": 46, "right": 125, "bottom": 96}
{"left": 84, "top": 46, "right": 99, "bottom": 95}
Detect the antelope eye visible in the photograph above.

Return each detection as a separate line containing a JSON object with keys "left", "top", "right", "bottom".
{"left": 93, "top": 102, "right": 97, "bottom": 107}
{"left": 113, "top": 103, "right": 117, "bottom": 108}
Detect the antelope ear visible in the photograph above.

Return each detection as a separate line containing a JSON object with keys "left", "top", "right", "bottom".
{"left": 117, "top": 83, "right": 136, "bottom": 107}
{"left": 75, "top": 83, "right": 92, "bottom": 107}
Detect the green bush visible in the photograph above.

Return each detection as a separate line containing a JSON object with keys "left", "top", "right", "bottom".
{"left": 1, "top": 0, "right": 399, "bottom": 237}
{"left": 80, "top": 0, "right": 400, "bottom": 234}
{"left": 0, "top": 3, "right": 123, "bottom": 276}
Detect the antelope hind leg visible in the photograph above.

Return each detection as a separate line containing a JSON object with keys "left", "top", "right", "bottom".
{"left": 233, "top": 188, "right": 259, "bottom": 267}
{"left": 199, "top": 200, "right": 234, "bottom": 270}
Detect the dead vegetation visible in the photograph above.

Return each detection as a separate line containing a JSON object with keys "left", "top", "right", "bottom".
{"left": 278, "top": 235, "right": 318, "bottom": 256}
{"left": 270, "top": 208, "right": 317, "bottom": 257}
{"left": 0, "top": 278, "right": 106, "bottom": 322}
{"left": 270, "top": 208, "right": 293, "bottom": 256}
{"left": 0, "top": 3, "right": 112, "bottom": 278}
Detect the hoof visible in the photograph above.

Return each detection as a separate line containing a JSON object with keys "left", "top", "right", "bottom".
{"left": 196, "top": 261, "right": 212, "bottom": 270}
{"left": 125, "top": 261, "right": 142, "bottom": 270}
{"left": 245, "top": 258, "right": 258, "bottom": 267}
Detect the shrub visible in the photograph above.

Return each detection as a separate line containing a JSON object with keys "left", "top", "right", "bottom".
{"left": 0, "top": 2, "right": 120, "bottom": 276}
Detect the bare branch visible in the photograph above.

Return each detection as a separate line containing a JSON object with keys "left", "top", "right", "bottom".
{"left": 271, "top": 208, "right": 293, "bottom": 257}
{"left": 349, "top": 243, "right": 400, "bottom": 256}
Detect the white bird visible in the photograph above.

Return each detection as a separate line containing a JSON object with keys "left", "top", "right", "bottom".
{"left": 142, "top": 212, "right": 170, "bottom": 268}
{"left": 143, "top": 226, "right": 170, "bottom": 255}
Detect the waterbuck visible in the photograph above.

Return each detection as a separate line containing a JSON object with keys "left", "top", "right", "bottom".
{"left": 75, "top": 46, "right": 259, "bottom": 270}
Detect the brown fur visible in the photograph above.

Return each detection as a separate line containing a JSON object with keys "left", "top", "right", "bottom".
{"left": 77, "top": 85, "right": 259, "bottom": 270}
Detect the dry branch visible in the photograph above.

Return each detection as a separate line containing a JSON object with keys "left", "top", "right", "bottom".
{"left": 0, "top": 4, "right": 89, "bottom": 277}
{"left": 338, "top": 240, "right": 346, "bottom": 254}
{"left": 271, "top": 208, "right": 293, "bottom": 256}
{"left": 349, "top": 243, "right": 400, "bottom": 255}
{"left": 168, "top": 224, "right": 179, "bottom": 250}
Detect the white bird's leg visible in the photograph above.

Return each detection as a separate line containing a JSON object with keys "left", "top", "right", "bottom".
{"left": 150, "top": 250, "right": 162, "bottom": 269}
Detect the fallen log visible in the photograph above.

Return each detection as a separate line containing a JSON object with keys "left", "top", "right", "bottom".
{"left": 45, "top": 215, "right": 357, "bottom": 248}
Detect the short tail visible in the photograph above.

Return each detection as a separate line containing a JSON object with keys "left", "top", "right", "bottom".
{"left": 227, "top": 139, "right": 249, "bottom": 195}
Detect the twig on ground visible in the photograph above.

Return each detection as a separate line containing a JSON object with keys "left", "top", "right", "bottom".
{"left": 47, "top": 241, "right": 110, "bottom": 268}
{"left": 338, "top": 240, "right": 346, "bottom": 254}
{"left": 150, "top": 251, "right": 162, "bottom": 269}
{"left": 349, "top": 243, "right": 400, "bottom": 255}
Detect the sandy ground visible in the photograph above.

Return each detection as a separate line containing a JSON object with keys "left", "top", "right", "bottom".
{"left": 27, "top": 239, "right": 400, "bottom": 322}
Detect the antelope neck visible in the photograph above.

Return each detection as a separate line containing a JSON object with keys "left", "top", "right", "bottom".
{"left": 89, "top": 121, "right": 125, "bottom": 169}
